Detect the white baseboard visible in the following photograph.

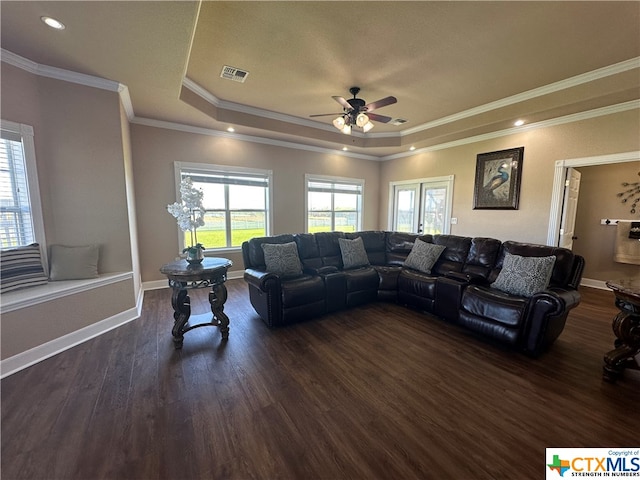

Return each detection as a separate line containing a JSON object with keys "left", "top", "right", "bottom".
{"left": 580, "top": 278, "right": 611, "bottom": 291}
{"left": 0, "top": 297, "right": 143, "bottom": 379}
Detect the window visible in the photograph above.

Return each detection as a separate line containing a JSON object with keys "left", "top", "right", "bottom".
{"left": 0, "top": 121, "right": 46, "bottom": 253}
{"left": 390, "top": 176, "right": 454, "bottom": 235}
{"left": 174, "top": 162, "right": 272, "bottom": 251}
{"left": 306, "top": 175, "right": 363, "bottom": 233}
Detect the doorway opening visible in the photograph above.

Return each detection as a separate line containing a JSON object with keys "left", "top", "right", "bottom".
{"left": 547, "top": 151, "right": 639, "bottom": 246}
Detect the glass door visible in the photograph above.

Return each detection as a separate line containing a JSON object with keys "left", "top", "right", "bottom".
{"left": 391, "top": 176, "right": 454, "bottom": 234}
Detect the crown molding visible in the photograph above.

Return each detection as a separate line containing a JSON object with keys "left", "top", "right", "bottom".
{"left": 1, "top": 49, "right": 134, "bottom": 120}
{"left": 381, "top": 99, "right": 640, "bottom": 161}
{"left": 182, "top": 76, "right": 368, "bottom": 138}
{"left": 184, "top": 57, "right": 639, "bottom": 140}
{"left": 130, "top": 116, "right": 382, "bottom": 161}
{"left": 3, "top": 48, "right": 637, "bottom": 159}
{"left": 401, "top": 56, "right": 640, "bottom": 136}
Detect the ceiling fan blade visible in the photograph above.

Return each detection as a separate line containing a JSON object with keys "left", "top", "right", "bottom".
{"left": 367, "top": 112, "right": 393, "bottom": 123}
{"left": 309, "top": 113, "right": 342, "bottom": 117}
{"left": 365, "top": 96, "right": 397, "bottom": 112}
{"left": 332, "top": 96, "right": 354, "bottom": 111}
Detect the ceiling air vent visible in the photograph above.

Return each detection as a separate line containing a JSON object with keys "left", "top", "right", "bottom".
{"left": 390, "top": 118, "right": 408, "bottom": 126}
{"left": 220, "top": 65, "right": 249, "bottom": 83}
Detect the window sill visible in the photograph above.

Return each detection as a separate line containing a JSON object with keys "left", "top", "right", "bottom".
{"left": 0, "top": 272, "right": 133, "bottom": 314}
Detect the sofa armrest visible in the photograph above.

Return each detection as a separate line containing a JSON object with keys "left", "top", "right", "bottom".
{"left": 523, "top": 287, "right": 581, "bottom": 356}
{"left": 244, "top": 268, "right": 280, "bottom": 291}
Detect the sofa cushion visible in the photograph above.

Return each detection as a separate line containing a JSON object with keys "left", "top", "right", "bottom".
{"left": 339, "top": 237, "right": 370, "bottom": 269}
{"left": 491, "top": 253, "right": 556, "bottom": 297}
{"left": 0, "top": 243, "right": 48, "bottom": 293}
{"left": 49, "top": 244, "right": 99, "bottom": 281}
{"left": 461, "top": 285, "right": 528, "bottom": 328}
{"left": 261, "top": 241, "right": 303, "bottom": 278}
{"left": 246, "top": 234, "right": 296, "bottom": 268}
{"left": 348, "top": 231, "right": 387, "bottom": 265}
{"left": 404, "top": 238, "right": 445, "bottom": 274}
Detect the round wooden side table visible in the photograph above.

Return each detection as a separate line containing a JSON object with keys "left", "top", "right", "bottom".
{"left": 160, "top": 257, "right": 233, "bottom": 349}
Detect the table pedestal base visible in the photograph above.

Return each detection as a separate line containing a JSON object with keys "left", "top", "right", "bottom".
{"left": 160, "top": 257, "right": 233, "bottom": 350}
{"left": 603, "top": 279, "right": 640, "bottom": 384}
{"left": 170, "top": 283, "right": 230, "bottom": 349}
{"left": 602, "top": 310, "right": 640, "bottom": 383}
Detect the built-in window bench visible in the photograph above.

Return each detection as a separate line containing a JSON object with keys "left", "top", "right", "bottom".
{"left": 0, "top": 272, "right": 133, "bottom": 314}
{"left": 1, "top": 271, "right": 139, "bottom": 378}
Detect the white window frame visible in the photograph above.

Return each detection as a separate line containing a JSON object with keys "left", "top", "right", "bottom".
{"left": 388, "top": 175, "right": 454, "bottom": 234}
{"left": 173, "top": 161, "right": 273, "bottom": 253}
{"left": 0, "top": 119, "right": 48, "bottom": 273}
{"left": 305, "top": 174, "right": 364, "bottom": 233}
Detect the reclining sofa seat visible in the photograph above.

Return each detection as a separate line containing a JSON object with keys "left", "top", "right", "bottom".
{"left": 242, "top": 231, "right": 585, "bottom": 356}
{"left": 242, "top": 233, "right": 326, "bottom": 327}
{"left": 459, "top": 241, "right": 583, "bottom": 356}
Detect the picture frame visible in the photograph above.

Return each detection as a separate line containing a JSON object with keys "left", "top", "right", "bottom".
{"left": 473, "top": 147, "right": 524, "bottom": 210}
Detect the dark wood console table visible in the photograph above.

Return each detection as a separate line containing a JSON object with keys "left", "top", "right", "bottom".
{"left": 160, "top": 257, "right": 233, "bottom": 349}
{"left": 603, "top": 278, "right": 640, "bottom": 383}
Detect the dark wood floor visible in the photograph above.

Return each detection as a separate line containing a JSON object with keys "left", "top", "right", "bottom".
{"left": 2, "top": 281, "right": 638, "bottom": 480}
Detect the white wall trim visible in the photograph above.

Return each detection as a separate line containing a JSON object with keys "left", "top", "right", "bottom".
{"left": 182, "top": 77, "right": 366, "bottom": 137}
{"left": 546, "top": 151, "right": 640, "bottom": 246}
{"left": 184, "top": 57, "right": 640, "bottom": 141}
{"left": 131, "top": 116, "right": 381, "bottom": 161}
{"left": 580, "top": 278, "right": 611, "bottom": 291}
{"left": 1, "top": 48, "right": 121, "bottom": 92}
{"left": 402, "top": 57, "right": 640, "bottom": 136}
{"left": 2, "top": 49, "right": 135, "bottom": 121}
{"left": 382, "top": 100, "right": 640, "bottom": 161}
{"left": 0, "top": 272, "right": 133, "bottom": 314}
{"left": 0, "top": 299, "right": 142, "bottom": 379}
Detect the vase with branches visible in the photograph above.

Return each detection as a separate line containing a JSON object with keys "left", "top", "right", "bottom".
{"left": 167, "top": 177, "right": 206, "bottom": 264}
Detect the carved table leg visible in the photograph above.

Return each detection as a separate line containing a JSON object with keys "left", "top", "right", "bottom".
{"left": 210, "top": 282, "right": 229, "bottom": 340}
{"left": 170, "top": 287, "right": 190, "bottom": 349}
{"left": 603, "top": 310, "right": 640, "bottom": 383}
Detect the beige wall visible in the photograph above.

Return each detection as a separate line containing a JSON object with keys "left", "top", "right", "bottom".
{"left": 1, "top": 63, "right": 138, "bottom": 361}
{"left": 574, "top": 162, "right": 640, "bottom": 282}
{"left": 1, "top": 64, "right": 134, "bottom": 273}
{"left": 131, "top": 124, "right": 382, "bottom": 282}
{"left": 1, "top": 278, "right": 136, "bottom": 359}
{"left": 380, "top": 110, "right": 640, "bottom": 246}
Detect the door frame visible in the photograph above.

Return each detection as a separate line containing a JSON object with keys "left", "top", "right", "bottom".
{"left": 546, "top": 150, "right": 640, "bottom": 246}
{"left": 388, "top": 175, "right": 454, "bottom": 233}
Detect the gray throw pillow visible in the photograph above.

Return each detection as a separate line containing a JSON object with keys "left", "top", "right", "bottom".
{"left": 338, "top": 237, "right": 370, "bottom": 269}
{"left": 261, "top": 241, "right": 303, "bottom": 278}
{"left": 491, "top": 252, "right": 556, "bottom": 297}
{"left": 404, "top": 238, "right": 445, "bottom": 274}
{"left": 49, "top": 244, "right": 99, "bottom": 281}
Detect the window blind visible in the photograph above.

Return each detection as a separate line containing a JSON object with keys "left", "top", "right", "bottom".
{"left": 0, "top": 131, "right": 34, "bottom": 248}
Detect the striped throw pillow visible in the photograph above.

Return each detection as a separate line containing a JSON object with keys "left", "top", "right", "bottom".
{"left": 1, "top": 243, "right": 48, "bottom": 293}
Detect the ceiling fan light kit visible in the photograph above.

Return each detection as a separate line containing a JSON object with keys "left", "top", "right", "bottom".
{"left": 311, "top": 86, "right": 397, "bottom": 135}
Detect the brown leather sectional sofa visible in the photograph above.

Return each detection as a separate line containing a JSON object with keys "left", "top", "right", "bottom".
{"left": 242, "top": 231, "right": 584, "bottom": 356}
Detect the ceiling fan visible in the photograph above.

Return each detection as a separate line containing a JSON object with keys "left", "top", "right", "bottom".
{"left": 310, "top": 86, "right": 397, "bottom": 134}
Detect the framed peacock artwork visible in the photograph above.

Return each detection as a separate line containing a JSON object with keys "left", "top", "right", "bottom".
{"left": 473, "top": 147, "right": 524, "bottom": 210}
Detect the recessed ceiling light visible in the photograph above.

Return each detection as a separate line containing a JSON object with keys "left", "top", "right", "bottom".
{"left": 41, "top": 16, "right": 65, "bottom": 30}
{"left": 342, "top": 147, "right": 348, "bottom": 151}
{"left": 227, "top": 127, "right": 235, "bottom": 133}
{"left": 514, "top": 119, "right": 525, "bottom": 127}
{"left": 409, "top": 146, "right": 416, "bottom": 151}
